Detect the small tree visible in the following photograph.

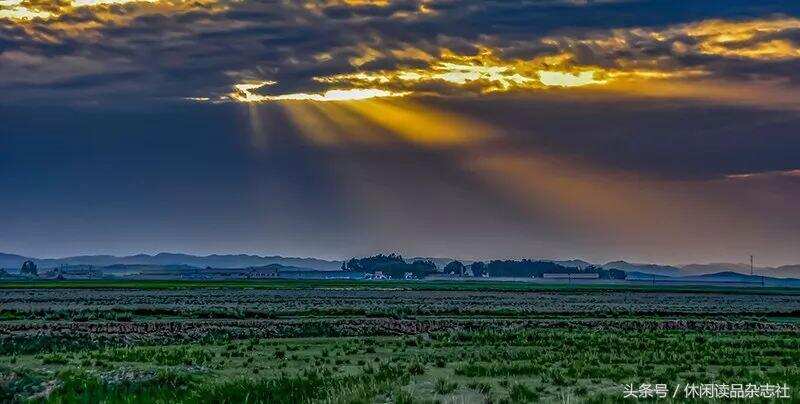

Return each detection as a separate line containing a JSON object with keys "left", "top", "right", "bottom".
{"left": 470, "top": 261, "right": 487, "bottom": 277}
{"left": 344, "top": 253, "right": 405, "bottom": 272}
{"left": 444, "top": 261, "right": 466, "bottom": 276}
{"left": 20, "top": 260, "right": 37, "bottom": 276}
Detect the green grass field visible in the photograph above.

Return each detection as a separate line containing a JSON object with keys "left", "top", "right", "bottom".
{"left": 2, "top": 278, "right": 798, "bottom": 295}
{"left": 4, "top": 329, "right": 799, "bottom": 403}
{"left": 2, "top": 283, "right": 799, "bottom": 402}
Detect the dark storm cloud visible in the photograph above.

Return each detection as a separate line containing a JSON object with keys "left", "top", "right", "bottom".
{"left": 2, "top": 2, "right": 799, "bottom": 176}
{"left": 1, "top": 0, "right": 799, "bottom": 103}
{"left": 27, "top": 70, "right": 145, "bottom": 89}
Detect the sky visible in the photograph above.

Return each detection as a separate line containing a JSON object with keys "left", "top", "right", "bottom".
{"left": 2, "top": 0, "right": 800, "bottom": 265}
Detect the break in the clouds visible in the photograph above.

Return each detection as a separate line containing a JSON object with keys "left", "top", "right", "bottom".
{"left": 2, "top": 1, "right": 800, "bottom": 265}
{"left": 2, "top": 0, "right": 800, "bottom": 103}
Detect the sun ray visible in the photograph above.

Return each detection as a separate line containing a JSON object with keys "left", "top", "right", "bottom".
{"left": 339, "top": 99, "right": 496, "bottom": 147}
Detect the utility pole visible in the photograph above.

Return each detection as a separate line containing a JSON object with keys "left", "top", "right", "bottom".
{"left": 750, "top": 255, "right": 754, "bottom": 276}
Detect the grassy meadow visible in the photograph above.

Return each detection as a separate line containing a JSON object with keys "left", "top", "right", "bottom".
{"left": 1, "top": 280, "right": 799, "bottom": 402}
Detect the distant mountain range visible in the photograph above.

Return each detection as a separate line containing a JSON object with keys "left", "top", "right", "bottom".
{"left": 552, "top": 260, "right": 800, "bottom": 279}
{"left": 0, "top": 252, "right": 342, "bottom": 271}
{"left": 2, "top": 252, "right": 800, "bottom": 279}
{"left": 599, "top": 261, "right": 682, "bottom": 277}
{"left": 680, "top": 263, "right": 800, "bottom": 279}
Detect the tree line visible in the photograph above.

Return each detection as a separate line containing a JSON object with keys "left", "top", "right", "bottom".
{"left": 341, "top": 254, "right": 438, "bottom": 279}
{"left": 342, "top": 254, "right": 626, "bottom": 280}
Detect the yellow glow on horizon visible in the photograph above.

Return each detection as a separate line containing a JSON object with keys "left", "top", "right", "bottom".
{"left": 229, "top": 81, "right": 408, "bottom": 103}
{"left": 537, "top": 70, "right": 606, "bottom": 87}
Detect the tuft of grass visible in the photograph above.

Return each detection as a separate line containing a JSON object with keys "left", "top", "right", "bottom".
{"left": 0, "top": 365, "right": 46, "bottom": 402}
{"left": 189, "top": 364, "right": 408, "bottom": 404}
{"left": 434, "top": 378, "right": 458, "bottom": 395}
{"left": 406, "top": 362, "right": 425, "bottom": 376}
{"left": 509, "top": 383, "right": 539, "bottom": 402}
{"left": 42, "top": 353, "right": 69, "bottom": 365}
{"left": 47, "top": 367, "right": 196, "bottom": 403}
{"left": 468, "top": 381, "right": 492, "bottom": 395}
{"left": 393, "top": 388, "right": 414, "bottom": 404}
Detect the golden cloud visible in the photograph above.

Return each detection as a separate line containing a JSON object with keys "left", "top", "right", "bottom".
{"left": 220, "top": 17, "right": 800, "bottom": 108}
{"left": 287, "top": 17, "right": 799, "bottom": 104}
{"left": 0, "top": 0, "right": 213, "bottom": 22}
{"left": 308, "top": 46, "right": 701, "bottom": 97}
{"left": 576, "top": 16, "right": 800, "bottom": 62}
{"left": 7, "top": 0, "right": 791, "bottom": 107}
{"left": 221, "top": 45, "right": 710, "bottom": 105}
{"left": 229, "top": 81, "right": 409, "bottom": 102}
{"left": 0, "top": 0, "right": 53, "bottom": 19}
{"left": 684, "top": 18, "right": 800, "bottom": 60}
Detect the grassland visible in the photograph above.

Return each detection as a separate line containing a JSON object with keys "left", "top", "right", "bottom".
{"left": 3, "top": 278, "right": 800, "bottom": 294}
{"left": 1, "top": 281, "right": 799, "bottom": 402}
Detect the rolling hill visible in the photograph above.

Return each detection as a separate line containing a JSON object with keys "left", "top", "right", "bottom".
{"left": 0, "top": 252, "right": 342, "bottom": 271}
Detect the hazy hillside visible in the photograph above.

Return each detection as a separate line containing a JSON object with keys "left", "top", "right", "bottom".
{"left": 0, "top": 253, "right": 29, "bottom": 269}
{"left": 680, "top": 263, "right": 753, "bottom": 276}
{"left": 688, "top": 271, "right": 800, "bottom": 287}
{"left": 772, "top": 265, "right": 800, "bottom": 279}
{"left": 602, "top": 261, "right": 681, "bottom": 276}
{"left": 679, "top": 263, "right": 800, "bottom": 278}
{"left": 4, "top": 252, "right": 800, "bottom": 279}
{"left": 0, "top": 253, "right": 342, "bottom": 271}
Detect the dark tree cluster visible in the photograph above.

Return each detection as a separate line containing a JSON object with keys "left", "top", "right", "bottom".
{"left": 470, "top": 261, "right": 488, "bottom": 277}
{"left": 443, "top": 260, "right": 466, "bottom": 276}
{"left": 485, "top": 260, "right": 565, "bottom": 278}
{"left": 343, "top": 255, "right": 626, "bottom": 280}
{"left": 20, "top": 260, "right": 38, "bottom": 276}
{"left": 342, "top": 253, "right": 405, "bottom": 271}
{"left": 343, "top": 254, "right": 437, "bottom": 279}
